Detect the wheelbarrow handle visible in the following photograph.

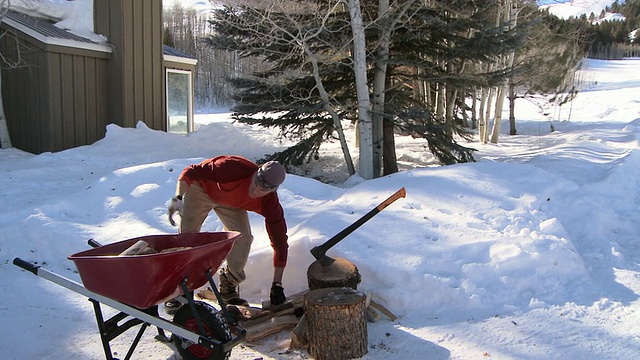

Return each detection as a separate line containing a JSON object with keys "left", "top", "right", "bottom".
{"left": 13, "top": 258, "right": 40, "bottom": 275}
{"left": 88, "top": 238, "right": 103, "bottom": 248}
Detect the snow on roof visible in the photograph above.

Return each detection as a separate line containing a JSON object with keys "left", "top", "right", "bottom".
{"left": 6, "top": 0, "right": 105, "bottom": 44}
{"left": 2, "top": 9, "right": 111, "bottom": 53}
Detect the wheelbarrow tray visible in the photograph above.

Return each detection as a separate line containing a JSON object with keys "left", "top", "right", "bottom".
{"left": 68, "top": 231, "right": 240, "bottom": 309}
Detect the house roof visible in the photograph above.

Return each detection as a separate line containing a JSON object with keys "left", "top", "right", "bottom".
{"left": 1, "top": 10, "right": 111, "bottom": 53}
{"left": 163, "top": 45, "right": 198, "bottom": 66}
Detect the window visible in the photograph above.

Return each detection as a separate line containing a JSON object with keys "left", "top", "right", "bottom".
{"left": 166, "top": 69, "right": 193, "bottom": 134}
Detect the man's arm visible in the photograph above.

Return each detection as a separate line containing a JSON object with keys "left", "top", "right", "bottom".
{"left": 273, "top": 266, "right": 284, "bottom": 283}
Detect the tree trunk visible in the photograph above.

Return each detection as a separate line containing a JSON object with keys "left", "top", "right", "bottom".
{"left": 303, "top": 44, "right": 356, "bottom": 176}
{"left": 382, "top": 116, "right": 398, "bottom": 175}
{"left": 370, "top": 0, "right": 389, "bottom": 179}
{"left": 478, "top": 85, "right": 490, "bottom": 143}
{"left": 508, "top": 81, "right": 517, "bottom": 135}
{"left": 305, "top": 287, "right": 368, "bottom": 360}
{"left": 490, "top": 85, "right": 504, "bottom": 143}
{"left": 471, "top": 85, "right": 478, "bottom": 129}
{"left": 371, "top": 0, "right": 414, "bottom": 178}
{"left": 348, "top": 0, "right": 374, "bottom": 180}
{"left": 490, "top": 0, "right": 518, "bottom": 144}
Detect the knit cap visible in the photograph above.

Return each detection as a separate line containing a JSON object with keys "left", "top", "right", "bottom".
{"left": 259, "top": 161, "right": 286, "bottom": 187}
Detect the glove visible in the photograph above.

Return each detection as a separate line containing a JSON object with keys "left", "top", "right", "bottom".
{"left": 168, "top": 195, "right": 184, "bottom": 226}
{"left": 269, "top": 282, "right": 286, "bottom": 306}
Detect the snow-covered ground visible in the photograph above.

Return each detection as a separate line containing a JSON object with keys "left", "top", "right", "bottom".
{"left": 541, "top": 0, "right": 619, "bottom": 19}
{"left": 1, "top": 57, "right": 640, "bottom": 359}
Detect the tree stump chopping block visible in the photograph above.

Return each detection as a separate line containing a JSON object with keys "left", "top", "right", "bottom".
{"left": 304, "top": 287, "right": 368, "bottom": 360}
{"left": 307, "top": 257, "right": 361, "bottom": 290}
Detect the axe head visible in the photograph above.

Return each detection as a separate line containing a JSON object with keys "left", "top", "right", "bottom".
{"left": 310, "top": 246, "right": 335, "bottom": 267}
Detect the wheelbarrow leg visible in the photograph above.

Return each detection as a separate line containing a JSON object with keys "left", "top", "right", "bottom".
{"left": 90, "top": 299, "right": 118, "bottom": 360}
{"left": 180, "top": 278, "right": 208, "bottom": 336}
{"left": 90, "top": 299, "right": 167, "bottom": 360}
{"left": 205, "top": 269, "right": 238, "bottom": 326}
{"left": 123, "top": 322, "right": 149, "bottom": 360}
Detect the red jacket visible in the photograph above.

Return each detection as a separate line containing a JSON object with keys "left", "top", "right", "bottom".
{"left": 178, "top": 155, "right": 288, "bottom": 267}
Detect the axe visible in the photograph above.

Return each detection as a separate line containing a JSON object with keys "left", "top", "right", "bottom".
{"left": 310, "top": 187, "right": 406, "bottom": 266}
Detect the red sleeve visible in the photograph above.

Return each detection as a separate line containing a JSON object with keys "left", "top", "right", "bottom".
{"left": 261, "top": 193, "right": 289, "bottom": 268}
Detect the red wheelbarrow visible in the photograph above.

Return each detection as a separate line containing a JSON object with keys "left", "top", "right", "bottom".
{"left": 13, "top": 231, "right": 246, "bottom": 360}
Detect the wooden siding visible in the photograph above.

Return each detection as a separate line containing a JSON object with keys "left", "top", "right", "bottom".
{"left": 94, "top": 0, "right": 164, "bottom": 130}
{"left": 2, "top": 1, "right": 171, "bottom": 154}
{"left": 0, "top": 25, "right": 110, "bottom": 153}
{"left": 47, "top": 53, "right": 110, "bottom": 151}
{"left": 0, "top": 27, "right": 46, "bottom": 152}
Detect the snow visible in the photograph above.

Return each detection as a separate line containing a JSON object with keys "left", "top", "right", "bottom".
{"left": 542, "top": 0, "right": 621, "bottom": 19}
{"left": 2, "top": 2, "right": 640, "bottom": 360}
{"left": 2, "top": 55, "right": 640, "bottom": 359}
{"left": 7, "top": 0, "right": 105, "bottom": 43}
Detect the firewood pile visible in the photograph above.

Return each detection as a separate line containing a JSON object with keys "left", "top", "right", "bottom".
{"left": 195, "top": 288, "right": 396, "bottom": 347}
{"left": 121, "top": 240, "right": 398, "bottom": 356}
{"left": 117, "top": 240, "right": 191, "bottom": 256}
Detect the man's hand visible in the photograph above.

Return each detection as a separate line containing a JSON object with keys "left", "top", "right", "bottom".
{"left": 270, "top": 282, "right": 286, "bottom": 305}
{"left": 168, "top": 195, "right": 183, "bottom": 226}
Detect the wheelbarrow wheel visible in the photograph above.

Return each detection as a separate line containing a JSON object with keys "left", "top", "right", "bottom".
{"left": 172, "top": 301, "right": 232, "bottom": 360}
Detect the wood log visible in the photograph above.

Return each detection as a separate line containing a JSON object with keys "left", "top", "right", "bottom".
{"left": 244, "top": 315, "right": 300, "bottom": 342}
{"left": 289, "top": 314, "right": 307, "bottom": 349}
{"left": 118, "top": 240, "right": 157, "bottom": 256}
{"left": 369, "top": 299, "right": 397, "bottom": 321}
{"left": 304, "top": 287, "right": 368, "bottom": 360}
{"left": 159, "top": 246, "right": 192, "bottom": 253}
{"left": 241, "top": 303, "right": 295, "bottom": 328}
{"left": 307, "top": 257, "right": 361, "bottom": 290}
{"left": 366, "top": 307, "right": 381, "bottom": 322}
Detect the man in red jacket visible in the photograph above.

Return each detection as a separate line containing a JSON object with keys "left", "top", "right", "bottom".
{"left": 167, "top": 155, "right": 288, "bottom": 309}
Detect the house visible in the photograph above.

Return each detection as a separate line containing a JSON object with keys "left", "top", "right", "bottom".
{"left": 0, "top": 0, "right": 197, "bottom": 154}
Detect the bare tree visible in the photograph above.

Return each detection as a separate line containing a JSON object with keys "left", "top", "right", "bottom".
{"left": 505, "top": 2, "right": 584, "bottom": 134}
{"left": 347, "top": 0, "right": 374, "bottom": 179}
{"left": 489, "top": 0, "right": 520, "bottom": 144}
{"left": 203, "top": 1, "right": 359, "bottom": 175}
{"left": 371, "top": 0, "right": 416, "bottom": 175}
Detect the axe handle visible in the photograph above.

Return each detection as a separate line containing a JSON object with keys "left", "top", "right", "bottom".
{"left": 312, "top": 187, "right": 406, "bottom": 258}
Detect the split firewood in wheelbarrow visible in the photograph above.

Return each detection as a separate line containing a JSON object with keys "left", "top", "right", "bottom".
{"left": 117, "top": 240, "right": 192, "bottom": 256}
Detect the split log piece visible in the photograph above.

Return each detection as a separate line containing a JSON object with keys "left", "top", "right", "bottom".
{"left": 289, "top": 314, "right": 307, "bottom": 349}
{"left": 366, "top": 307, "right": 381, "bottom": 322}
{"left": 241, "top": 303, "right": 295, "bottom": 328}
{"left": 118, "top": 240, "right": 157, "bottom": 256}
{"left": 160, "top": 246, "right": 192, "bottom": 253}
{"left": 369, "top": 299, "right": 397, "bottom": 321}
{"left": 244, "top": 315, "right": 300, "bottom": 342}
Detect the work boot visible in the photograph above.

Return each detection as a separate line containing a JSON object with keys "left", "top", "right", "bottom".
{"left": 219, "top": 271, "right": 249, "bottom": 306}
{"left": 164, "top": 299, "right": 182, "bottom": 315}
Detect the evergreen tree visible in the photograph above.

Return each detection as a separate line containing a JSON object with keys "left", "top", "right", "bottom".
{"left": 203, "top": 0, "right": 525, "bottom": 171}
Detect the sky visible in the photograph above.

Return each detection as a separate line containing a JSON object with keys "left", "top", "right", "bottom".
{"left": 3, "top": 1, "right": 640, "bottom": 360}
